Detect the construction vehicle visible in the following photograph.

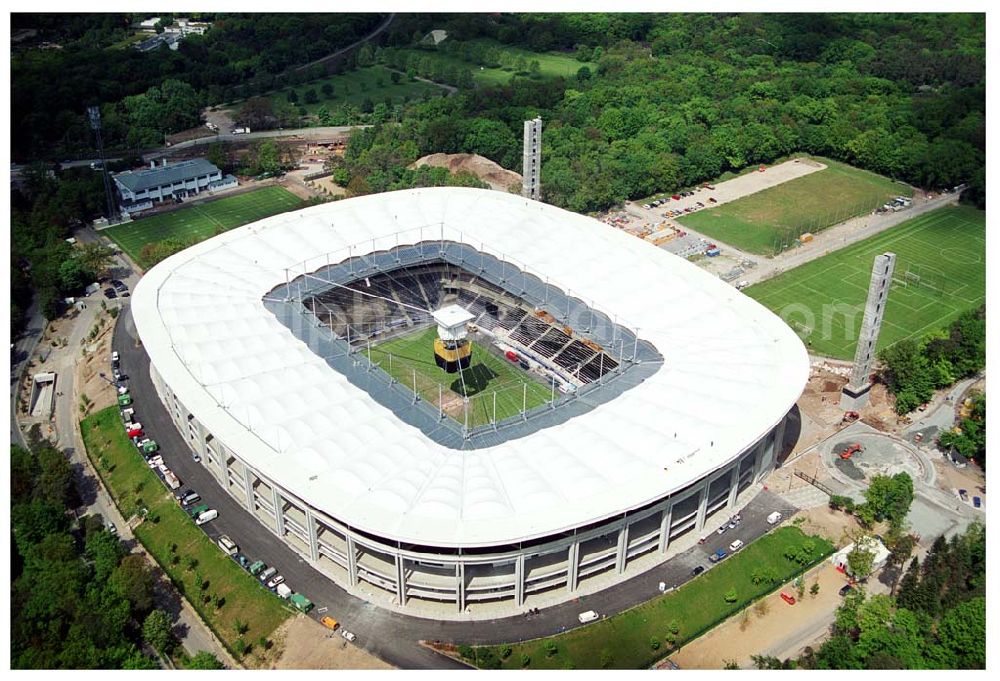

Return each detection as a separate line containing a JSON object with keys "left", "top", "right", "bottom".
{"left": 839, "top": 443, "right": 863, "bottom": 460}
{"left": 842, "top": 411, "right": 860, "bottom": 424}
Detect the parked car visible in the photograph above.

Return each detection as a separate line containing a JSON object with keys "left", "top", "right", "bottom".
{"left": 258, "top": 566, "right": 278, "bottom": 583}
{"left": 235, "top": 553, "right": 250, "bottom": 569}
{"left": 194, "top": 509, "right": 218, "bottom": 525}
{"left": 729, "top": 539, "right": 744, "bottom": 552}
{"left": 107, "top": 522, "right": 117, "bottom": 535}
{"left": 839, "top": 584, "right": 854, "bottom": 597}
{"left": 104, "top": 288, "right": 117, "bottom": 299}
{"left": 691, "top": 565, "right": 705, "bottom": 577}
{"left": 709, "top": 549, "right": 727, "bottom": 563}
{"left": 181, "top": 491, "right": 201, "bottom": 506}
{"left": 577, "top": 610, "right": 600, "bottom": 623}
{"left": 111, "top": 351, "right": 120, "bottom": 363}
{"left": 973, "top": 496, "right": 982, "bottom": 508}
{"left": 781, "top": 591, "right": 797, "bottom": 605}
{"left": 192, "top": 452, "right": 202, "bottom": 463}
{"left": 340, "top": 629, "right": 357, "bottom": 642}
{"left": 266, "top": 574, "right": 285, "bottom": 590}
{"left": 111, "top": 279, "right": 128, "bottom": 293}
{"left": 716, "top": 524, "right": 727, "bottom": 535}
{"left": 959, "top": 489, "right": 969, "bottom": 501}
{"left": 249, "top": 560, "right": 267, "bottom": 576}
{"left": 321, "top": 616, "right": 339, "bottom": 630}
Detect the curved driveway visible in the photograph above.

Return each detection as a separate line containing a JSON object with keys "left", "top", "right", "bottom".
{"left": 113, "top": 306, "right": 794, "bottom": 668}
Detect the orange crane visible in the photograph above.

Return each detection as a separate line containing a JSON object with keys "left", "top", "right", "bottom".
{"left": 839, "top": 443, "right": 863, "bottom": 460}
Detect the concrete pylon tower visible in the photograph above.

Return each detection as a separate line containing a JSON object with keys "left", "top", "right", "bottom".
{"left": 841, "top": 252, "right": 896, "bottom": 410}
{"left": 521, "top": 116, "right": 542, "bottom": 200}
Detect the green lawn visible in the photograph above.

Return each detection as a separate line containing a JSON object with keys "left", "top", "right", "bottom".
{"left": 81, "top": 407, "right": 291, "bottom": 664}
{"left": 746, "top": 205, "right": 986, "bottom": 360}
{"left": 279, "top": 65, "right": 445, "bottom": 115}
{"left": 106, "top": 186, "right": 304, "bottom": 268}
{"left": 397, "top": 39, "right": 596, "bottom": 87}
{"left": 464, "top": 527, "right": 834, "bottom": 669}
{"left": 678, "top": 159, "right": 911, "bottom": 255}
{"left": 368, "top": 326, "right": 552, "bottom": 427}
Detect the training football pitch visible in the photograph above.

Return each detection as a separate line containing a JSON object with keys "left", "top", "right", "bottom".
{"left": 368, "top": 326, "right": 553, "bottom": 427}
{"left": 678, "top": 159, "right": 911, "bottom": 255}
{"left": 745, "top": 205, "right": 985, "bottom": 360}
{"left": 106, "top": 186, "right": 304, "bottom": 267}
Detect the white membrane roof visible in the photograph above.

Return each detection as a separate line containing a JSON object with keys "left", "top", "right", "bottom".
{"left": 132, "top": 187, "right": 808, "bottom": 547}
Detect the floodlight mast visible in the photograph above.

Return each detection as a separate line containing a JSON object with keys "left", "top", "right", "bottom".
{"left": 87, "top": 105, "right": 119, "bottom": 223}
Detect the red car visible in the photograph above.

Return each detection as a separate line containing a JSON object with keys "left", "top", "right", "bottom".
{"left": 780, "top": 592, "right": 796, "bottom": 605}
{"left": 671, "top": 194, "right": 681, "bottom": 200}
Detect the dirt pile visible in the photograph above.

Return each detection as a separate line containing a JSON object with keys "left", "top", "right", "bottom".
{"left": 411, "top": 153, "right": 521, "bottom": 191}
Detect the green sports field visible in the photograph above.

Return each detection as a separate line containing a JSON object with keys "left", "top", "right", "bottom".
{"left": 368, "top": 326, "right": 553, "bottom": 427}
{"left": 106, "top": 186, "right": 304, "bottom": 267}
{"left": 745, "top": 205, "right": 985, "bottom": 360}
{"left": 278, "top": 65, "right": 445, "bottom": 116}
{"left": 678, "top": 159, "right": 911, "bottom": 256}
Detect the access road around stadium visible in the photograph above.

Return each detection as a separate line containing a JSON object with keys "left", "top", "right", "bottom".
{"left": 113, "top": 305, "right": 797, "bottom": 669}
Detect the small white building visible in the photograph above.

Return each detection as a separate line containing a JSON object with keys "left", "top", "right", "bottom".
{"left": 831, "top": 536, "right": 890, "bottom": 577}
{"left": 139, "top": 17, "right": 161, "bottom": 31}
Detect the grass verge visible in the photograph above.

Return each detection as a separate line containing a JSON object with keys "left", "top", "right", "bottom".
{"left": 462, "top": 526, "right": 834, "bottom": 669}
{"left": 81, "top": 406, "right": 291, "bottom": 664}
{"left": 745, "top": 204, "right": 986, "bottom": 359}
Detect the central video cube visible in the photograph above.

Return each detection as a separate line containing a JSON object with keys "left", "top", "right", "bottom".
{"left": 432, "top": 304, "right": 475, "bottom": 373}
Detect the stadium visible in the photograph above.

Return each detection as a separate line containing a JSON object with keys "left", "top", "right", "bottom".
{"left": 131, "top": 187, "right": 809, "bottom": 614}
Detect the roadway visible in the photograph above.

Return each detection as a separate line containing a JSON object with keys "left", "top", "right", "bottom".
{"left": 109, "top": 303, "right": 797, "bottom": 668}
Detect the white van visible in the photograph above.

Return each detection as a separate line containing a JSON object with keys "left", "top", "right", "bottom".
{"left": 275, "top": 583, "right": 293, "bottom": 599}
{"left": 767, "top": 511, "right": 783, "bottom": 525}
{"left": 217, "top": 535, "right": 238, "bottom": 556}
{"left": 578, "top": 610, "right": 599, "bottom": 623}
{"left": 195, "top": 509, "right": 218, "bottom": 525}
{"left": 729, "top": 539, "right": 744, "bottom": 552}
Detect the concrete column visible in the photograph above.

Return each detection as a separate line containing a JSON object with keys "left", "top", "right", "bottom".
{"left": 774, "top": 416, "right": 788, "bottom": 467}
{"left": 241, "top": 464, "right": 255, "bottom": 514}
{"left": 395, "top": 554, "right": 407, "bottom": 606}
{"left": 456, "top": 563, "right": 466, "bottom": 612}
{"left": 305, "top": 510, "right": 319, "bottom": 562}
{"left": 754, "top": 437, "right": 768, "bottom": 482}
{"left": 272, "top": 486, "right": 285, "bottom": 538}
{"left": 566, "top": 541, "right": 580, "bottom": 592}
{"left": 514, "top": 554, "right": 525, "bottom": 606}
{"left": 726, "top": 462, "right": 741, "bottom": 509}
{"left": 658, "top": 502, "right": 674, "bottom": 553}
{"left": 695, "top": 478, "right": 711, "bottom": 532}
{"left": 615, "top": 519, "right": 630, "bottom": 575}
{"left": 347, "top": 536, "right": 359, "bottom": 586}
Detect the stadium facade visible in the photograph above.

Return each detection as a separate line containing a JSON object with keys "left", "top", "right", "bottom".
{"left": 132, "top": 187, "right": 808, "bottom": 613}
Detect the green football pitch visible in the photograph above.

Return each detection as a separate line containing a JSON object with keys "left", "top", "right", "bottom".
{"left": 677, "top": 159, "right": 910, "bottom": 256}
{"left": 368, "top": 326, "right": 553, "bottom": 428}
{"left": 106, "top": 186, "right": 304, "bottom": 267}
{"left": 745, "top": 205, "right": 985, "bottom": 360}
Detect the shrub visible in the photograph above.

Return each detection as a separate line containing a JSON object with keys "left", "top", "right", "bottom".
{"left": 544, "top": 641, "right": 558, "bottom": 657}
{"left": 649, "top": 636, "right": 660, "bottom": 650}
{"left": 499, "top": 645, "right": 512, "bottom": 659}
{"left": 520, "top": 654, "right": 530, "bottom": 667}
{"left": 457, "top": 645, "right": 473, "bottom": 660}
{"left": 724, "top": 588, "right": 738, "bottom": 603}
{"left": 600, "top": 648, "right": 614, "bottom": 668}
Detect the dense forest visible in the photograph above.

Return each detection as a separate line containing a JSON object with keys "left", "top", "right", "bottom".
{"left": 793, "top": 524, "right": 985, "bottom": 669}
{"left": 11, "top": 13, "right": 386, "bottom": 156}
{"left": 10, "top": 12, "right": 985, "bottom": 318}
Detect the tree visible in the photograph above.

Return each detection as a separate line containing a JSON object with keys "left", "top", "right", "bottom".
{"left": 936, "top": 596, "right": 985, "bottom": 668}
{"left": 185, "top": 651, "right": 225, "bottom": 669}
{"left": 321, "top": 82, "right": 334, "bottom": 98}
{"left": 861, "top": 473, "right": 914, "bottom": 529}
{"left": 846, "top": 543, "right": 876, "bottom": 581}
{"left": 75, "top": 243, "right": 115, "bottom": 281}
{"left": 142, "top": 610, "right": 176, "bottom": 655}
{"left": 304, "top": 88, "right": 319, "bottom": 105}
{"left": 287, "top": 89, "right": 299, "bottom": 104}
{"left": 576, "top": 65, "right": 592, "bottom": 82}
{"left": 108, "top": 554, "right": 156, "bottom": 615}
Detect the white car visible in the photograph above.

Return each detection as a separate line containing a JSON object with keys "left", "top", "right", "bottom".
{"left": 729, "top": 539, "right": 744, "bottom": 552}
{"left": 266, "top": 574, "right": 285, "bottom": 590}
{"left": 340, "top": 629, "right": 357, "bottom": 642}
